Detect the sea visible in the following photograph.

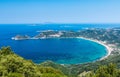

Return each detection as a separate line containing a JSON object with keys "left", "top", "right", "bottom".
{"left": 0, "top": 24, "right": 119, "bottom": 64}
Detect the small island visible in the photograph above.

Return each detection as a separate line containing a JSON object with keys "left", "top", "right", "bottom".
{"left": 12, "top": 35, "right": 30, "bottom": 40}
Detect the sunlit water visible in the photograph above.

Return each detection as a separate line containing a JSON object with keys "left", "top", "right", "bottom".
{"left": 0, "top": 24, "right": 118, "bottom": 64}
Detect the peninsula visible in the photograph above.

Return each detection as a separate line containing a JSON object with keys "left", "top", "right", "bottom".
{"left": 11, "top": 28, "right": 120, "bottom": 61}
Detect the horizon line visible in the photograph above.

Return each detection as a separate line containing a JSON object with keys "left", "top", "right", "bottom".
{"left": 0, "top": 23, "right": 120, "bottom": 25}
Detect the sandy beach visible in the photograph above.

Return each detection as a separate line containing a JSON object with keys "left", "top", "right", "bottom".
{"left": 77, "top": 37, "right": 113, "bottom": 60}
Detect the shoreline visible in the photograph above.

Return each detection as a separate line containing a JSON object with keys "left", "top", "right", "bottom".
{"left": 77, "top": 37, "right": 113, "bottom": 61}
{"left": 11, "top": 35, "right": 113, "bottom": 62}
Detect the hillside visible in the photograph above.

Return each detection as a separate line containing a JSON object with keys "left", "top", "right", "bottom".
{"left": 0, "top": 47, "right": 67, "bottom": 77}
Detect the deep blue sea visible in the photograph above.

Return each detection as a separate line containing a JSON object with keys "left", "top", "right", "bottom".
{"left": 0, "top": 24, "right": 119, "bottom": 64}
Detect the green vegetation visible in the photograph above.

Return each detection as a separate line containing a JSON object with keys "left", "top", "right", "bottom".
{"left": 40, "top": 61, "right": 70, "bottom": 76}
{"left": 79, "top": 63, "right": 120, "bottom": 77}
{"left": 78, "top": 29, "right": 120, "bottom": 46}
{"left": 0, "top": 47, "right": 67, "bottom": 77}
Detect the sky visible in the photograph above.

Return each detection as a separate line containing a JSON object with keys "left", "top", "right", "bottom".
{"left": 0, "top": 0, "right": 120, "bottom": 24}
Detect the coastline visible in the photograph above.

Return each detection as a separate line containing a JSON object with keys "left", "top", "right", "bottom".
{"left": 77, "top": 37, "right": 113, "bottom": 61}
{"left": 11, "top": 34, "right": 114, "bottom": 62}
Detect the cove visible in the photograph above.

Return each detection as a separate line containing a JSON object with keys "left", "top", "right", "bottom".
{"left": 10, "top": 38, "right": 107, "bottom": 64}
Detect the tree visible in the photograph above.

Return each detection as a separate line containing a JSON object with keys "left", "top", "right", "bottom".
{"left": 84, "top": 63, "right": 120, "bottom": 77}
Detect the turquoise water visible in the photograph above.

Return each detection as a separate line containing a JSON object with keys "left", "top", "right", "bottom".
{"left": 0, "top": 24, "right": 116, "bottom": 64}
